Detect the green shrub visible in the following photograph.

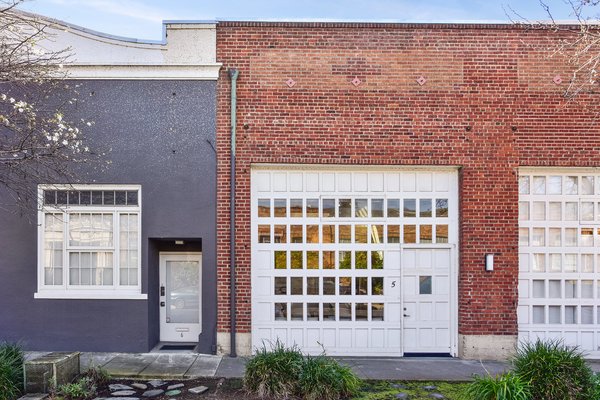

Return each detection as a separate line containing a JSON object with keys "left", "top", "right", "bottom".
{"left": 80, "top": 366, "right": 110, "bottom": 388}
{"left": 0, "top": 342, "right": 24, "bottom": 400}
{"left": 463, "top": 372, "right": 530, "bottom": 400}
{"left": 591, "top": 372, "right": 600, "bottom": 400}
{"left": 244, "top": 340, "right": 304, "bottom": 398}
{"left": 52, "top": 376, "right": 96, "bottom": 400}
{"left": 298, "top": 355, "right": 360, "bottom": 400}
{"left": 512, "top": 339, "right": 595, "bottom": 400}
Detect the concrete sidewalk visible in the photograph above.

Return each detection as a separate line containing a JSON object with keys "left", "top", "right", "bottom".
{"left": 25, "top": 351, "right": 600, "bottom": 381}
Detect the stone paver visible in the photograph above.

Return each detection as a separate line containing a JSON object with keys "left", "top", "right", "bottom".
{"left": 139, "top": 354, "right": 198, "bottom": 379}
{"left": 103, "top": 354, "right": 159, "bottom": 378}
{"left": 184, "top": 354, "right": 221, "bottom": 378}
{"left": 81, "top": 352, "right": 119, "bottom": 372}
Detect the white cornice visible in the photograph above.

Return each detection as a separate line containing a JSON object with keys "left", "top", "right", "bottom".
{"left": 66, "top": 64, "right": 222, "bottom": 80}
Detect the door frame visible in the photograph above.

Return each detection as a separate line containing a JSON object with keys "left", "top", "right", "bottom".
{"left": 159, "top": 252, "right": 202, "bottom": 342}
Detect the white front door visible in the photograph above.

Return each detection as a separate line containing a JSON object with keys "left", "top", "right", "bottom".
{"left": 402, "top": 246, "right": 453, "bottom": 354}
{"left": 159, "top": 253, "right": 202, "bottom": 342}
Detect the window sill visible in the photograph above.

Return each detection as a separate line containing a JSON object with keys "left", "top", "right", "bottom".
{"left": 34, "top": 291, "right": 147, "bottom": 300}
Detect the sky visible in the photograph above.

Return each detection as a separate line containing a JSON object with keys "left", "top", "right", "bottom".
{"left": 18, "top": 0, "right": 585, "bottom": 41}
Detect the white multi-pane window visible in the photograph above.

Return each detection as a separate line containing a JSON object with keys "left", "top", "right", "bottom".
{"left": 36, "top": 185, "right": 145, "bottom": 299}
{"left": 518, "top": 171, "right": 600, "bottom": 357}
{"left": 251, "top": 168, "right": 458, "bottom": 356}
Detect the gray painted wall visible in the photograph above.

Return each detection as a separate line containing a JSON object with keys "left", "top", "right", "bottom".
{"left": 0, "top": 80, "right": 217, "bottom": 353}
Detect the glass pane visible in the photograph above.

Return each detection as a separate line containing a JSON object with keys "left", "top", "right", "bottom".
{"left": 549, "top": 306, "right": 561, "bottom": 324}
{"left": 372, "top": 251, "right": 383, "bottom": 270}
{"left": 518, "top": 176, "right": 530, "bottom": 194}
{"left": 323, "top": 303, "right": 336, "bottom": 320}
{"left": 388, "top": 225, "right": 400, "bottom": 243}
{"left": 436, "top": 225, "right": 448, "bottom": 243}
{"left": 68, "top": 191, "right": 79, "bottom": 205}
{"left": 533, "top": 176, "right": 546, "bottom": 194}
{"left": 355, "top": 277, "right": 368, "bottom": 295}
{"left": 306, "top": 199, "right": 319, "bottom": 217}
{"left": 291, "top": 277, "right": 303, "bottom": 295}
{"left": 548, "top": 202, "right": 561, "bottom": 220}
{"left": 322, "top": 199, "right": 335, "bottom": 218}
{"left": 274, "top": 251, "right": 287, "bottom": 269}
{"left": 548, "top": 228, "right": 560, "bottom": 247}
{"left": 339, "top": 303, "right": 352, "bottom": 321}
{"left": 419, "top": 276, "right": 432, "bottom": 294}
{"left": 436, "top": 199, "right": 448, "bottom": 217}
{"left": 531, "top": 228, "right": 545, "bottom": 246}
{"left": 533, "top": 306, "right": 545, "bottom": 324}
{"left": 323, "top": 251, "right": 335, "bottom": 270}
{"left": 355, "top": 225, "right": 367, "bottom": 243}
{"left": 532, "top": 280, "right": 545, "bottom": 298}
{"left": 323, "top": 277, "right": 335, "bottom": 295}
{"left": 420, "top": 199, "right": 432, "bottom": 217}
{"left": 355, "top": 199, "right": 368, "bottom": 217}
{"left": 404, "top": 199, "right": 416, "bottom": 217}
{"left": 387, "top": 199, "right": 400, "bottom": 217}
{"left": 166, "top": 260, "right": 199, "bottom": 324}
{"left": 290, "top": 199, "right": 303, "bottom": 217}
{"left": 258, "top": 225, "right": 271, "bottom": 243}
{"left": 532, "top": 202, "right": 545, "bottom": 220}
{"left": 115, "top": 191, "right": 127, "bottom": 205}
{"left": 91, "top": 191, "right": 102, "bottom": 205}
{"left": 565, "top": 306, "right": 577, "bottom": 324}
{"left": 275, "top": 277, "right": 287, "bottom": 295}
{"left": 404, "top": 225, "right": 416, "bottom": 243}
{"left": 565, "top": 176, "right": 578, "bottom": 195}
{"left": 581, "top": 228, "right": 593, "bottom": 247}
{"left": 322, "top": 225, "right": 335, "bottom": 243}
{"left": 532, "top": 253, "right": 545, "bottom": 272}
{"left": 519, "top": 228, "right": 529, "bottom": 246}
{"left": 339, "top": 251, "right": 352, "bottom": 269}
{"left": 307, "top": 303, "right": 320, "bottom": 321}
{"left": 582, "top": 306, "right": 593, "bottom": 324}
{"left": 550, "top": 254, "right": 562, "bottom": 272}
{"left": 355, "top": 251, "right": 367, "bottom": 269}
{"left": 371, "top": 225, "right": 384, "bottom": 244}
{"left": 290, "top": 225, "right": 303, "bottom": 243}
{"left": 565, "top": 280, "right": 577, "bottom": 298}
{"left": 56, "top": 190, "right": 68, "bottom": 205}
{"left": 549, "top": 280, "right": 561, "bottom": 298}
{"left": 582, "top": 202, "right": 594, "bottom": 221}
{"left": 307, "top": 277, "right": 319, "bottom": 295}
{"left": 420, "top": 225, "right": 432, "bottom": 243}
{"left": 548, "top": 176, "right": 562, "bottom": 194}
{"left": 307, "top": 251, "right": 319, "bottom": 269}
{"left": 564, "top": 254, "right": 577, "bottom": 272}
{"left": 582, "top": 176, "right": 594, "bottom": 195}
{"left": 372, "top": 277, "right": 384, "bottom": 295}
{"left": 306, "top": 225, "right": 319, "bottom": 244}
{"left": 275, "top": 303, "right": 287, "bottom": 320}
{"left": 339, "top": 225, "right": 351, "bottom": 243}
{"left": 339, "top": 199, "right": 351, "bottom": 218}
{"left": 371, "top": 199, "right": 384, "bottom": 218}
{"left": 565, "top": 228, "right": 577, "bottom": 246}
{"left": 565, "top": 202, "right": 578, "bottom": 220}
{"left": 582, "top": 280, "right": 593, "bottom": 298}
{"left": 274, "top": 199, "right": 286, "bottom": 217}
{"left": 274, "top": 225, "right": 287, "bottom": 243}
{"left": 44, "top": 190, "right": 56, "bottom": 205}
{"left": 291, "top": 251, "right": 303, "bottom": 269}
{"left": 355, "top": 303, "right": 368, "bottom": 321}
{"left": 372, "top": 303, "right": 384, "bottom": 321}
{"left": 582, "top": 254, "right": 593, "bottom": 272}
{"left": 126, "top": 191, "right": 138, "bottom": 206}
{"left": 339, "top": 277, "right": 351, "bottom": 295}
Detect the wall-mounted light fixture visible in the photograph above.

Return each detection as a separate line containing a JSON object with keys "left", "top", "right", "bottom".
{"left": 175, "top": 240, "right": 185, "bottom": 245}
{"left": 485, "top": 254, "right": 494, "bottom": 271}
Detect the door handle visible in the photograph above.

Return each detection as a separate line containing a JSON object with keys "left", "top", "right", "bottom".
{"left": 160, "top": 301, "right": 165, "bottom": 307}
{"left": 160, "top": 286, "right": 165, "bottom": 296}
{"left": 403, "top": 314, "right": 410, "bottom": 317}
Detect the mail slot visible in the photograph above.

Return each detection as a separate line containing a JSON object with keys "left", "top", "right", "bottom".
{"left": 175, "top": 328, "right": 190, "bottom": 332}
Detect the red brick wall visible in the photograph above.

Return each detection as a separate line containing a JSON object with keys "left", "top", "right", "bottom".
{"left": 216, "top": 22, "right": 600, "bottom": 336}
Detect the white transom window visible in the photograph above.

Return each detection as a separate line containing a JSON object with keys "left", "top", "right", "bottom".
{"left": 35, "top": 185, "right": 146, "bottom": 299}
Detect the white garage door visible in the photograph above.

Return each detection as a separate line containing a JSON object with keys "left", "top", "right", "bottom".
{"left": 518, "top": 170, "right": 600, "bottom": 358}
{"left": 251, "top": 167, "right": 458, "bottom": 356}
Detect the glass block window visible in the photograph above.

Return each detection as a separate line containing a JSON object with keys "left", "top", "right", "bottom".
{"left": 38, "top": 186, "right": 141, "bottom": 296}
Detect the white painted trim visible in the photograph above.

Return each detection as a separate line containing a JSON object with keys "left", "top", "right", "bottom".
{"left": 519, "top": 167, "right": 600, "bottom": 174}
{"left": 66, "top": 64, "right": 222, "bottom": 80}
{"left": 251, "top": 163, "right": 461, "bottom": 172}
{"left": 34, "top": 292, "right": 147, "bottom": 300}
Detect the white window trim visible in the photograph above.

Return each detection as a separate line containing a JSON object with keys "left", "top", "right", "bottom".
{"left": 35, "top": 184, "right": 147, "bottom": 300}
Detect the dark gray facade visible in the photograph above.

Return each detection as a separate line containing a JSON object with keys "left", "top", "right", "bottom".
{"left": 0, "top": 80, "right": 217, "bottom": 353}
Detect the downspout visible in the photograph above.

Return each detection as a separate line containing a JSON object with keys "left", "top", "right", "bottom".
{"left": 229, "top": 68, "right": 239, "bottom": 358}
